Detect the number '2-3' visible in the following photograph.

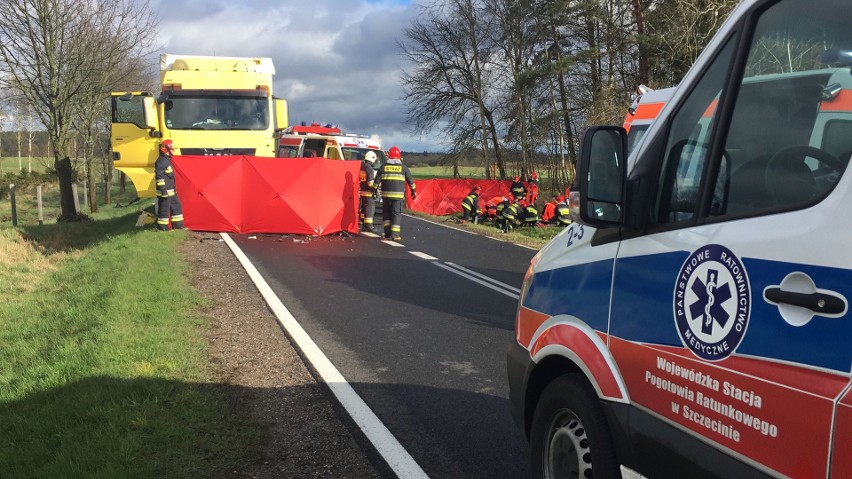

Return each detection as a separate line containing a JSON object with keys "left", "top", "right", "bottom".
{"left": 566, "top": 224, "right": 585, "bottom": 247}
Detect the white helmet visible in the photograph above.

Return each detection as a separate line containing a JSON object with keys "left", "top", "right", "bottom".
{"left": 364, "top": 151, "right": 377, "bottom": 163}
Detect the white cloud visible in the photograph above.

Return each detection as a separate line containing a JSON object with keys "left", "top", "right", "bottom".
{"left": 146, "top": 0, "right": 436, "bottom": 152}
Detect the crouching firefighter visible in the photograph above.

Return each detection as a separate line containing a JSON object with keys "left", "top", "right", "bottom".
{"left": 155, "top": 139, "right": 185, "bottom": 231}
{"left": 461, "top": 185, "right": 482, "bottom": 224}
{"left": 374, "top": 146, "right": 416, "bottom": 241}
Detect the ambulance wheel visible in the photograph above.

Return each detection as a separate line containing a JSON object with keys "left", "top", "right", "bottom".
{"left": 529, "top": 374, "right": 618, "bottom": 479}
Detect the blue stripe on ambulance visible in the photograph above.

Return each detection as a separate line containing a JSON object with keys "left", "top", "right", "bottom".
{"left": 526, "top": 252, "right": 851, "bottom": 373}
{"left": 522, "top": 258, "right": 614, "bottom": 333}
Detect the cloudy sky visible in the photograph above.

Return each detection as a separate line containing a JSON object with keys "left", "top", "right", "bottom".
{"left": 147, "top": 0, "right": 436, "bottom": 152}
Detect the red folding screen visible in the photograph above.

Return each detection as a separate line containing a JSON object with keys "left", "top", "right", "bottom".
{"left": 407, "top": 179, "right": 512, "bottom": 215}
{"left": 173, "top": 155, "right": 360, "bottom": 235}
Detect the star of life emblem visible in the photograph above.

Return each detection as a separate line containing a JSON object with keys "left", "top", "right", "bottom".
{"left": 674, "top": 244, "right": 750, "bottom": 361}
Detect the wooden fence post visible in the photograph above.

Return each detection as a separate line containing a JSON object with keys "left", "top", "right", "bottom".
{"left": 37, "top": 185, "right": 44, "bottom": 225}
{"left": 10, "top": 184, "right": 17, "bottom": 227}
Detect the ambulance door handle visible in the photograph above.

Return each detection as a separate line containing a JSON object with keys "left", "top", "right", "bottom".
{"left": 763, "top": 288, "right": 846, "bottom": 315}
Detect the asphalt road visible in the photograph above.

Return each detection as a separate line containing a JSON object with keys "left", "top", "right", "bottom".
{"left": 231, "top": 215, "right": 538, "bottom": 478}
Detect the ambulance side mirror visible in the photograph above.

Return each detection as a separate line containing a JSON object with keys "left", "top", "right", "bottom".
{"left": 578, "top": 126, "right": 628, "bottom": 226}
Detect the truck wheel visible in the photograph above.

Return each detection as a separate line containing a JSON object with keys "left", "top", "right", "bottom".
{"left": 529, "top": 374, "right": 619, "bottom": 479}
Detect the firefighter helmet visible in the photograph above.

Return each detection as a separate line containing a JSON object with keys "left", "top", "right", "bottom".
{"left": 364, "top": 151, "right": 377, "bottom": 163}
{"left": 388, "top": 146, "right": 402, "bottom": 160}
{"left": 556, "top": 195, "right": 565, "bottom": 202}
{"left": 530, "top": 171, "right": 539, "bottom": 181}
{"left": 160, "top": 139, "right": 174, "bottom": 155}
{"left": 519, "top": 198, "right": 528, "bottom": 207}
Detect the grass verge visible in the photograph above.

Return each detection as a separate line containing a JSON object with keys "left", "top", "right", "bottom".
{"left": 0, "top": 199, "right": 263, "bottom": 478}
{"left": 407, "top": 209, "right": 562, "bottom": 249}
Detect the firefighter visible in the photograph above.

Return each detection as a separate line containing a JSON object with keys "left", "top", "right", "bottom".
{"left": 461, "top": 185, "right": 482, "bottom": 224}
{"left": 359, "top": 151, "right": 378, "bottom": 232}
{"left": 510, "top": 176, "right": 526, "bottom": 201}
{"left": 155, "top": 139, "right": 185, "bottom": 231}
{"left": 499, "top": 198, "right": 521, "bottom": 233}
{"left": 484, "top": 196, "right": 503, "bottom": 223}
{"left": 374, "top": 146, "right": 416, "bottom": 241}
{"left": 541, "top": 196, "right": 558, "bottom": 224}
{"left": 495, "top": 196, "right": 510, "bottom": 218}
{"left": 554, "top": 194, "right": 572, "bottom": 226}
{"left": 520, "top": 198, "right": 540, "bottom": 227}
{"left": 526, "top": 171, "right": 539, "bottom": 207}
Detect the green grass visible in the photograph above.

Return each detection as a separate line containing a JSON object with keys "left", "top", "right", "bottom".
{"left": 409, "top": 165, "right": 486, "bottom": 179}
{"left": 0, "top": 189, "right": 264, "bottom": 478}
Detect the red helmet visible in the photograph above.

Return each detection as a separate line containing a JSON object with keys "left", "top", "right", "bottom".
{"left": 513, "top": 176, "right": 520, "bottom": 182}
{"left": 388, "top": 146, "right": 402, "bottom": 160}
{"left": 556, "top": 195, "right": 565, "bottom": 202}
{"left": 474, "top": 185, "right": 482, "bottom": 192}
{"left": 530, "top": 172, "right": 538, "bottom": 180}
{"left": 160, "top": 139, "right": 174, "bottom": 155}
{"left": 519, "top": 199, "right": 527, "bottom": 207}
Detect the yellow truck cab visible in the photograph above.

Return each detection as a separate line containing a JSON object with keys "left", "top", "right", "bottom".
{"left": 111, "top": 54, "right": 289, "bottom": 197}
{"left": 509, "top": 1, "right": 852, "bottom": 478}
{"left": 276, "top": 123, "right": 387, "bottom": 167}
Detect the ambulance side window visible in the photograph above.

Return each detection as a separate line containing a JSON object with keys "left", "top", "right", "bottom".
{"left": 655, "top": 39, "right": 734, "bottom": 224}
{"left": 722, "top": 0, "right": 852, "bottom": 216}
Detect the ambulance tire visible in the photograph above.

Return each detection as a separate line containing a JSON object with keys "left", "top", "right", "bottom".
{"left": 529, "top": 374, "right": 619, "bottom": 479}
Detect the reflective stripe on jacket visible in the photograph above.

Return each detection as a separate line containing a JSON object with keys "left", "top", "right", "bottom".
{"left": 376, "top": 159, "right": 416, "bottom": 200}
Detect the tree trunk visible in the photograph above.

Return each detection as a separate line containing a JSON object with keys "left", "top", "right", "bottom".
{"left": 632, "top": 0, "right": 650, "bottom": 85}
{"left": 103, "top": 157, "right": 112, "bottom": 206}
{"left": 55, "top": 156, "right": 81, "bottom": 221}
{"left": 87, "top": 158, "right": 98, "bottom": 213}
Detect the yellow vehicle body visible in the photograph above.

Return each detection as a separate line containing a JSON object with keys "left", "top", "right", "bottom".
{"left": 111, "top": 54, "right": 289, "bottom": 197}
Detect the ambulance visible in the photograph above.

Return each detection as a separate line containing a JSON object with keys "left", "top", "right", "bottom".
{"left": 623, "top": 85, "right": 676, "bottom": 154}
{"left": 508, "top": 1, "right": 852, "bottom": 478}
{"left": 276, "top": 123, "right": 386, "bottom": 166}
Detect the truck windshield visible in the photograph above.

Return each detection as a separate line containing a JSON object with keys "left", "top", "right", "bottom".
{"left": 164, "top": 94, "right": 269, "bottom": 130}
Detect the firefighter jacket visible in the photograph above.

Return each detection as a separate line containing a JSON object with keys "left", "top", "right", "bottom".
{"left": 462, "top": 190, "right": 480, "bottom": 213}
{"left": 496, "top": 198, "right": 511, "bottom": 217}
{"left": 555, "top": 201, "right": 572, "bottom": 226}
{"left": 510, "top": 180, "right": 526, "bottom": 199}
{"left": 522, "top": 205, "right": 539, "bottom": 225}
{"left": 502, "top": 202, "right": 521, "bottom": 222}
{"left": 359, "top": 160, "right": 376, "bottom": 197}
{"left": 155, "top": 153, "right": 176, "bottom": 197}
{"left": 375, "top": 159, "right": 416, "bottom": 200}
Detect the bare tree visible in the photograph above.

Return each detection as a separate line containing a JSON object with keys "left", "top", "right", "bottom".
{"left": 641, "top": 0, "right": 737, "bottom": 86}
{"left": 0, "top": 0, "right": 158, "bottom": 221}
{"left": 399, "top": 0, "right": 507, "bottom": 178}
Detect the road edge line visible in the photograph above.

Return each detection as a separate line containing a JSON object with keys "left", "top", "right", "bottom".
{"left": 219, "top": 232, "right": 429, "bottom": 479}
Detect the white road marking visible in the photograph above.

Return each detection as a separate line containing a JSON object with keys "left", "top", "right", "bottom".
{"left": 220, "top": 233, "right": 429, "bottom": 479}
{"left": 409, "top": 251, "right": 438, "bottom": 261}
{"left": 382, "top": 240, "right": 405, "bottom": 247}
{"left": 433, "top": 262, "right": 520, "bottom": 299}
{"left": 360, "top": 231, "right": 380, "bottom": 238}
{"left": 444, "top": 262, "right": 521, "bottom": 293}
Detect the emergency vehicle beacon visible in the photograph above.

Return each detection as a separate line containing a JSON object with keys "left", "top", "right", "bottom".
{"left": 508, "top": 1, "right": 852, "bottom": 478}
